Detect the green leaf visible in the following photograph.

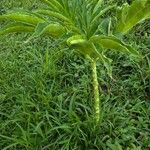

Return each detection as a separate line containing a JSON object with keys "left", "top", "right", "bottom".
{"left": 0, "top": 12, "right": 44, "bottom": 26}
{"left": 28, "top": 22, "right": 66, "bottom": 40}
{"left": 67, "top": 35, "right": 99, "bottom": 58}
{"left": 90, "top": 35, "right": 140, "bottom": 57}
{"left": 33, "top": 22, "right": 49, "bottom": 37}
{"left": 67, "top": 35, "right": 112, "bottom": 77}
{"left": 0, "top": 21, "right": 65, "bottom": 38}
{"left": 35, "top": 9, "right": 71, "bottom": 23}
{"left": 0, "top": 23, "right": 34, "bottom": 35}
{"left": 88, "top": 5, "right": 115, "bottom": 37}
{"left": 35, "top": 9, "right": 80, "bottom": 33}
{"left": 115, "top": 0, "right": 150, "bottom": 33}
{"left": 93, "top": 0, "right": 103, "bottom": 14}
{"left": 99, "top": 18, "right": 111, "bottom": 35}
{"left": 40, "top": 0, "right": 64, "bottom": 12}
{"left": 92, "top": 5, "right": 115, "bottom": 24}
{"left": 43, "top": 23, "right": 66, "bottom": 37}
{"left": 67, "top": 35, "right": 85, "bottom": 46}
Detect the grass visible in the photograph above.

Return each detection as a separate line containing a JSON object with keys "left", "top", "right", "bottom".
{"left": 0, "top": 0, "right": 150, "bottom": 150}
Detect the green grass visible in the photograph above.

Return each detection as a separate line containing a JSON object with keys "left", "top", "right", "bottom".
{"left": 0, "top": 0, "right": 150, "bottom": 150}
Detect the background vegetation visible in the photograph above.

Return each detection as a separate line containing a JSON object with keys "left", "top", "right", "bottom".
{"left": 0, "top": 0, "right": 150, "bottom": 149}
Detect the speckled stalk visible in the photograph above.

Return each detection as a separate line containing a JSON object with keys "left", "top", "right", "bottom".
{"left": 91, "top": 60, "right": 100, "bottom": 123}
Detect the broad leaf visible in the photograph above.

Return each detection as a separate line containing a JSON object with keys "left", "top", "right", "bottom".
{"left": 115, "top": 0, "right": 150, "bottom": 33}
{"left": 67, "top": 35, "right": 112, "bottom": 77}
{"left": 0, "top": 12, "right": 44, "bottom": 26}
{"left": 0, "top": 21, "right": 65, "bottom": 38}
{"left": 90, "top": 35, "right": 140, "bottom": 57}
{"left": 42, "top": 23, "right": 66, "bottom": 37}
{"left": 0, "top": 23, "right": 34, "bottom": 35}
{"left": 32, "top": 22, "right": 65, "bottom": 37}
{"left": 67, "top": 35, "right": 99, "bottom": 58}
{"left": 35, "top": 10, "right": 80, "bottom": 33}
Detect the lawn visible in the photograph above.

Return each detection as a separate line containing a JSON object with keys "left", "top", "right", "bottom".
{"left": 0, "top": 0, "right": 150, "bottom": 150}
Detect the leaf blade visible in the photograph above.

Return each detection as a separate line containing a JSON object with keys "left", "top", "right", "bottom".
{"left": 67, "top": 35, "right": 112, "bottom": 77}
{"left": 0, "top": 12, "right": 44, "bottom": 26}
{"left": 90, "top": 35, "right": 140, "bottom": 57}
{"left": 115, "top": 0, "right": 150, "bottom": 33}
{"left": 0, "top": 23, "right": 34, "bottom": 35}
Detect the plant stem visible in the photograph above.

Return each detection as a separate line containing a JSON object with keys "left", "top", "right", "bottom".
{"left": 91, "top": 60, "right": 100, "bottom": 123}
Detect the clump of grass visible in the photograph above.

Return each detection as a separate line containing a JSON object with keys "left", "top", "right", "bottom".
{"left": 0, "top": 29, "right": 150, "bottom": 150}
